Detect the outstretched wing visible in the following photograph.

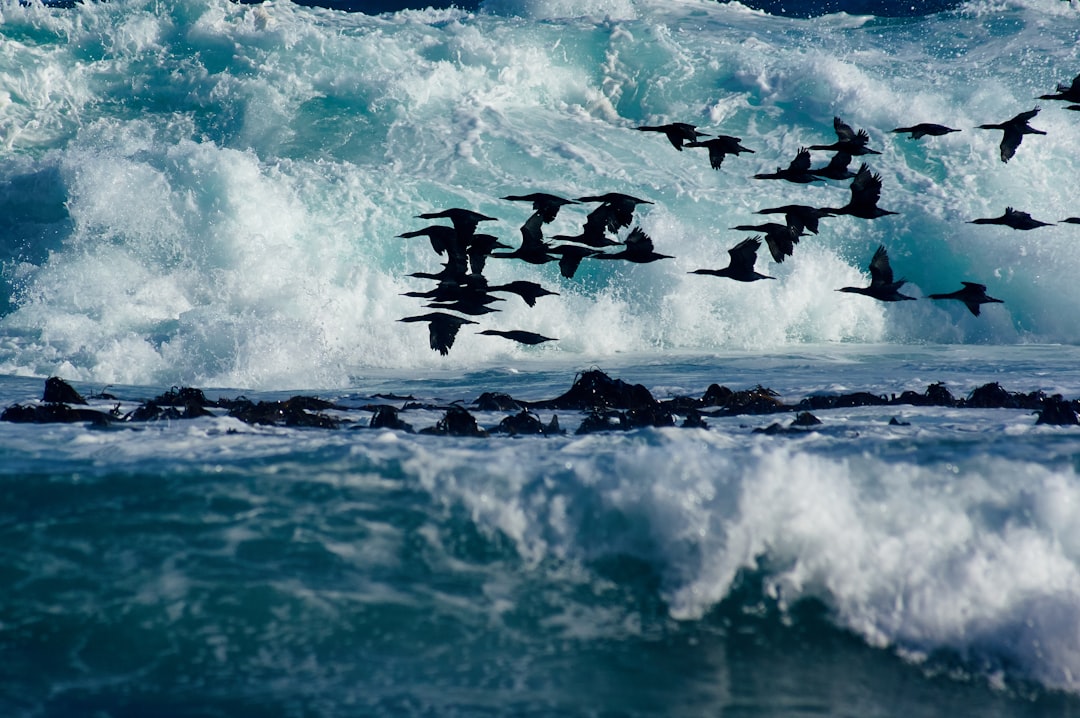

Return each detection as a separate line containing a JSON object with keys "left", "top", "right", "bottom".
{"left": 728, "top": 237, "right": 762, "bottom": 274}
{"left": 849, "top": 164, "right": 884, "bottom": 208}
{"left": 867, "top": 245, "right": 895, "bottom": 287}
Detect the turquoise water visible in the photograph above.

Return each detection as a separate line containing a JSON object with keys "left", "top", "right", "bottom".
{"left": 3, "top": 0, "right": 1080, "bottom": 715}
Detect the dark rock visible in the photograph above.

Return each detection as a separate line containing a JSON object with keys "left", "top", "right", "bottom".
{"left": 792, "top": 411, "right": 822, "bottom": 426}
{"left": 227, "top": 396, "right": 341, "bottom": 428}
{"left": 705, "top": 384, "right": 787, "bottom": 415}
{"left": 2, "top": 403, "right": 113, "bottom": 426}
{"left": 1035, "top": 395, "right": 1080, "bottom": 426}
{"left": 474, "top": 392, "right": 522, "bottom": 411}
{"left": 889, "top": 416, "right": 912, "bottom": 426}
{"left": 369, "top": 405, "right": 414, "bottom": 432}
{"left": 490, "top": 410, "right": 556, "bottom": 436}
{"left": 535, "top": 369, "right": 658, "bottom": 412}
{"left": 680, "top": 409, "right": 709, "bottom": 429}
{"left": 43, "top": 377, "right": 87, "bottom": 405}
{"left": 420, "top": 405, "right": 488, "bottom": 437}
{"left": 964, "top": 382, "right": 1045, "bottom": 410}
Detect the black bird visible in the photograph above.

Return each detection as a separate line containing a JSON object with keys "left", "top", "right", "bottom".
{"left": 809, "top": 151, "right": 857, "bottom": 180}
{"left": 685, "top": 135, "right": 755, "bottom": 169}
{"left": 1039, "top": 73, "right": 1080, "bottom": 104}
{"left": 466, "top": 233, "right": 511, "bottom": 275}
{"left": 576, "top": 193, "right": 653, "bottom": 235}
{"left": 398, "top": 312, "right": 477, "bottom": 356}
{"left": 977, "top": 107, "right": 1046, "bottom": 163}
{"left": 490, "top": 212, "right": 558, "bottom": 265}
{"left": 398, "top": 224, "right": 459, "bottom": 256}
{"left": 1063, "top": 217, "right": 1080, "bottom": 225}
{"left": 809, "top": 117, "right": 881, "bottom": 156}
{"left": 891, "top": 123, "right": 961, "bottom": 140}
{"left": 636, "top": 123, "right": 708, "bottom": 150}
{"left": 501, "top": 193, "right": 578, "bottom": 223}
{"left": 487, "top": 280, "right": 559, "bottom": 307}
{"left": 753, "top": 148, "right": 820, "bottom": 183}
{"left": 825, "top": 164, "right": 897, "bottom": 219}
{"left": 689, "top": 237, "right": 775, "bottom": 282}
{"left": 837, "top": 245, "right": 915, "bottom": 302}
{"left": 731, "top": 222, "right": 803, "bottom": 263}
{"left": 969, "top": 207, "right": 1054, "bottom": 230}
{"left": 478, "top": 329, "right": 557, "bottom": 346}
{"left": 547, "top": 242, "right": 601, "bottom": 279}
{"left": 755, "top": 205, "right": 834, "bottom": 235}
{"left": 416, "top": 208, "right": 497, "bottom": 237}
{"left": 594, "top": 227, "right": 673, "bottom": 264}
{"left": 927, "top": 282, "right": 1003, "bottom": 316}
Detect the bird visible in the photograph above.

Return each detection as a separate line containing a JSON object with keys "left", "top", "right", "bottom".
{"left": 416, "top": 208, "right": 497, "bottom": 237}
{"left": 465, "top": 233, "right": 511, "bottom": 275}
{"left": 490, "top": 212, "right": 558, "bottom": 265}
{"left": 501, "top": 193, "right": 578, "bottom": 223}
{"left": 398, "top": 224, "right": 459, "bottom": 257}
{"left": 547, "top": 242, "right": 601, "bottom": 279}
{"left": 1063, "top": 217, "right": 1080, "bottom": 225}
{"left": 689, "top": 237, "right": 775, "bottom": 282}
{"left": 731, "top": 222, "right": 803, "bottom": 263}
{"left": 1039, "top": 73, "right": 1080, "bottom": 104}
{"left": 837, "top": 245, "right": 915, "bottom": 302}
{"left": 753, "top": 147, "right": 820, "bottom": 183}
{"left": 635, "top": 123, "right": 708, "bottom": 150}
{"left": 891, "top": 123, "right": 961, "bottom": 140}
{"left": 487, "top": 280, "right": 559, "bottom": 307}
{"left": 684, "top": 135, "right": 755, "bottom": 169}
{"left": 809, "top": 117, "right": 881, "bottom": 155}
{"left": 398, "top": 312, "right": 478, "bottom": 355}
{"left": 754, "top": 205, "right": 834, "bottom": 235}
{"left": 977, "top": 107, "right": 1046, "bottom": 163}
{"left": 593, "top": 227, "right": 673, "bottom": 264}
{"left": 968, "top": 207, "right": 1054, "bottom": 230}
{"left": 478, "top": 329, "right": 557, "bottom": 346}
{"left": 825, "top": 164, "right": 897, "bottom": 219}
{"left": 809, "top": 151, "right": 857, "bottom": 180}
{"left": 927, "top": 282, "right": 1003, "bottom": 316}
{"left": 575, "top": 193, "right": 653, "bottom": 235}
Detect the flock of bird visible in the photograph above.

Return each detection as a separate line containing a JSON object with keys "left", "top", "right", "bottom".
{"left": 398, "top": 72, "right": 1080, "bottom": 355}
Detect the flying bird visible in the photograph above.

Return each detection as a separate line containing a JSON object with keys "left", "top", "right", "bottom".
{"left": 969, "top": 207, "right": 1054, "bottom": 230}
{"left": 416, "top": 208, "right": 497, "bottom": 237}
{"left": 809, "top": 117, "right": 880, "bottom": 155}
{"left": 398, "top": 312, "right": 478, "bottom": 356}
{"left": 490, "top": 212, "right": 558, "bottom": 265}
{"left": 636, "top": 123, "right": 708, "bottom": 150}
{"left": 731, "top": 222, "right": 803, "bottom": 263}
{"left": 753, "top": 148, "right": 820, "bottom": 184}
{"left": 837, "top": 245, "right": 915, "bottom": 302}
{"left": 689, "top": 237, "right": 775, "bottom": 282}
{"left": 810, "top": 151, "right": 857, "bottom": 180}
{"left": 501, "top": 193, "right": 578, "bottom": 223}
{"left": 754, "top": 205, "right": 834, "bottom": 235}
{"left": 594, "top": 227, "right": 673, "bottom": 264}
{"left": 977, "top": 107, "right": 1046, "bottom": 163}
{"left": 478, "top": 329, "right": 557, "bottom": 346}
{"left": 487, "top": 280, "right": 559, "bottom": 307}
{"left": 825, "top": 164, "right": 898, "bottom": 219}
{"left": 1039, "top": 73, "right": 1080, "bottom": 104}
{"left": 927, "top": 282, "right": 1003, "bottom": 316}
{"left": 891, "top": 123, "right": 961, "bottom": 140}
{"left": 685, "top": 135, "right": 755, "bottom": 169}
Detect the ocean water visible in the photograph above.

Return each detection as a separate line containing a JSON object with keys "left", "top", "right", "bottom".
{"left": 3, "top": 0, "right": 1080, "bottom": 715}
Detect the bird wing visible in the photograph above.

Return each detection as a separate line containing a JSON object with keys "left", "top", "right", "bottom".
{"left": 728, "top": 237, "right": 762, "bottom": 273}
{"left": 519, "top": 212, "right": 547, "bottom": 251}
{"left": 1012, "top": 107, "right": 1040, "bottom": 124}
{"left": 999, "top": 127, "right": 1022, "bottom": 162}
{"left": 823, "top": 151, "right": 853, "bottom": 173}
{"left": 853, "top": 129, "right": 871, "bottom": 147}
{"left": 624, "top": 226, "right": 655, "bottom": 254}
{"left": 849, "top": 164, "right": 883, "bottom": 207}
{"left": 788, "top": 148, "right": 812, "bottom": 173}
{"left": 833, "top": 117, "right": 856, "bottom": 142}
{"left": 961, "top": 281, "right": 988, "bottom": 292}
{"left": 867, "top": 245, "right": 895, "bottom": 286}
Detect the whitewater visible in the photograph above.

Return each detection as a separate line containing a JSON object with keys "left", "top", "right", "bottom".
{"left": 2, "top": 0, "right": 1080, "bottom": 715}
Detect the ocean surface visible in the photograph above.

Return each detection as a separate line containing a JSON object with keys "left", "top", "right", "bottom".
{"left": 3, "top": 0, "right": 1080, "bottom": 715}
